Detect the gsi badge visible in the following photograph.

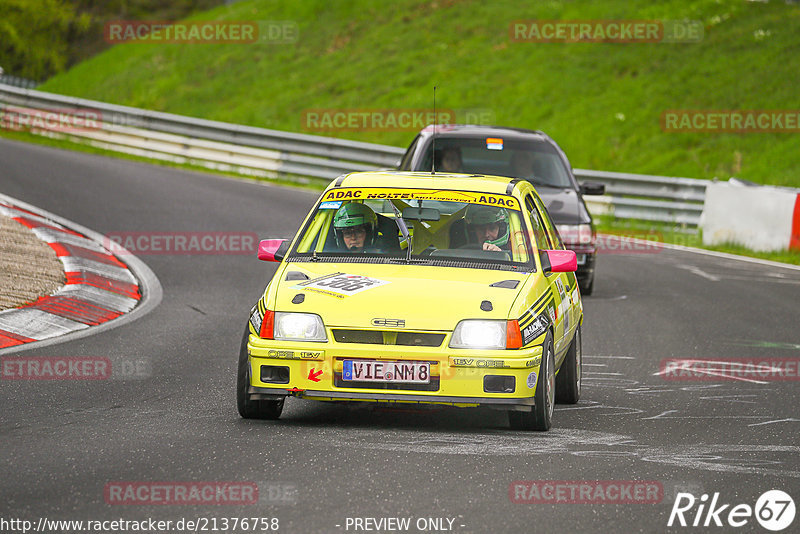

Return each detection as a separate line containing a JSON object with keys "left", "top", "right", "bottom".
{"left": 372, "top": 318, "right": 406, "bottom": 328}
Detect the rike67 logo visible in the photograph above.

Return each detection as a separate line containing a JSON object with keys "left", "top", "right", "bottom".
{"left": 669, "top": 490, "right": 795, "bottom": 531}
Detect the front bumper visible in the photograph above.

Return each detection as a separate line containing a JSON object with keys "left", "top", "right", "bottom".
{"left": 246, "top": 334, "right": 544, "bottom": 409}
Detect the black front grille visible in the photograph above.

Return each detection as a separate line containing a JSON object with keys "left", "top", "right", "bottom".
{"left": 396, "top": 332, "right": 446, "bottom": 347}
{"left": 332, "top": 329, "right": 383, "bottom": 344}
{"left": 332, "top": 329, "right": 445, "bottom": 347}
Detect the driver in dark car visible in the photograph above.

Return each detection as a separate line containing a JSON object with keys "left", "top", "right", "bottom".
{"left": 437, "top": 146, "right": 463, "bottom": 173}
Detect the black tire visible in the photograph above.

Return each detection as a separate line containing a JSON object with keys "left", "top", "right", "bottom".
{"left": 555, "top": 325, "right": 581, "bottom": 404}
{"left": 236, "top": 326, "right": 284, "bottom": 420}
{"left": 579, "top": 274, "right": 594, "bottom": 296}
{"left": 509, "top": 332, "right": 555, "bottom": 431}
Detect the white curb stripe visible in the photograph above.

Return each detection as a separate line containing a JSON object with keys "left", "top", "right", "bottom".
{"left": 0, "top": 205, "right": 71, "bottom": 229}
{"left": 59, "top": 256, "right": 138, "bottom": 284}
{"left": 54, "top": 285, "right": 138, "bottom": 313}
{"left": 32, "top": 227, "right": 106, "bottom": 251}
{"left": 0, "top": 308, "right": 89, "bottom": 340}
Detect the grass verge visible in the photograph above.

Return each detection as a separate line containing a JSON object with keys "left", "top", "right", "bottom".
{"left": 38, "top": 0, "right": 800, "bottom": 187}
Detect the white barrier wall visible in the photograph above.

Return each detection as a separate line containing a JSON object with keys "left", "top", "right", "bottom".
{"left": 701, "top": 181, "right": 800, "bottom": 252}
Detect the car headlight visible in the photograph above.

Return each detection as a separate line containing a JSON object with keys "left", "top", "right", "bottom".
{"left": 274, "top": 312, "right": 327, "bottom": 342}
{"left": 556, "top": 224, "right": 594, "bottom": 246}
{"left": 450, "top": 320, "right": 507, "bottom": 350}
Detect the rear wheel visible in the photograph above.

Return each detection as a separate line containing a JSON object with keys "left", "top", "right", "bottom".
{"left": 555, "top": 325, "right": 581, "bottom": 404}
{"left": 509, "top": 332, "right": 555, "bottom": 431}
{"left": 237, "top": 327, "right": 284, "bottom": 419}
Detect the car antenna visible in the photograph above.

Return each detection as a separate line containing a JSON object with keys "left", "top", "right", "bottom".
{"left": 431, "top": 85, "right": 437, "bottom": 175}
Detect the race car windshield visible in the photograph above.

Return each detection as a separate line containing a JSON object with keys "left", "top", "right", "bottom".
{"left": 420, "top": 138, "right": 573, "bottom": 189}
{"left": 289, "top": 191, "right": 536, "bottom": 270}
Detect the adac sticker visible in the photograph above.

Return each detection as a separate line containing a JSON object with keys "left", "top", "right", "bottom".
{"left": 323, "top": 189, "right": 363, "bottom": 200}
{"left": 526, "top": 371, "right": 537, "bottom": 389}
{"left": 294, "top": 273, "right": 390, "bottom": 298}
{"left": 319, "top": 201, "right": 343, "bottom": 210}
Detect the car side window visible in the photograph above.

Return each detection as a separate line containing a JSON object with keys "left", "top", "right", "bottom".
{"left": 398, "top": 136, "right": 419, "bottom": 170}
{"left": 524, "top": 195, "right": 551, "bottom": 251}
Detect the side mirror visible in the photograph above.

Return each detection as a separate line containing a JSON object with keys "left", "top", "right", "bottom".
{"left": 540, "top": 249, "right": 577, "bottom": 273}
{"left": 579, "top": 182, "right": 606, "bottom": 196}
{"left": 258, "top": 239, "right": 290, "bottom": 262}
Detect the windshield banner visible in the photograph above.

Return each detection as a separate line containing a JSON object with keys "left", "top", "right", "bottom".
{"left": 321, "top": 188, "right": 520, "bottom": 210}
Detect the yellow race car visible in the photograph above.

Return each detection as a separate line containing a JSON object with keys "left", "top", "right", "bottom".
{"left": 237, "top": 171, "right": 583, "bottom": 430}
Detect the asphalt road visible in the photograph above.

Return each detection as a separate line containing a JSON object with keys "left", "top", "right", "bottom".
{"left": 1, "top": 138, "right": 799, "bottom": 534}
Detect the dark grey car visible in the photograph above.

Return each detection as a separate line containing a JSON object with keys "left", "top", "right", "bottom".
{"left": 398, "top": 125, "right": 604, "bottom": 294}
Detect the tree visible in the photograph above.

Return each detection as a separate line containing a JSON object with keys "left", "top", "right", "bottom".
{"left": 0, "top": 0, "right": 90, "bottom": 81}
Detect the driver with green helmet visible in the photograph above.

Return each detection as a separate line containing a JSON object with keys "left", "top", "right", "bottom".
{"left": 465, "top": 204, "right": 511, "bottom": 252}
{"left": 333, "top": 202, "right": 379, "bottom": 252}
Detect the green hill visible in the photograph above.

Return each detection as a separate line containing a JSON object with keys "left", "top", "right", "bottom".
{"left": 39, "top": 0, "right": 800, "bottom": 186}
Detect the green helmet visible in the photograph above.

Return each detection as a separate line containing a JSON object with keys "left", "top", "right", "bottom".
{"left": 333, "top": 203, "right": 377, "bottom": 248}
{"left": 465, "top": 204, "right": 510, "bottom": 248}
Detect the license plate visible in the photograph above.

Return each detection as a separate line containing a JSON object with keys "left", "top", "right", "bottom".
{"left": 342, "top": 360, "right": 430, "bottom": 384}
{"left": 576, "top": 254, "right": 586, "bottom": 266}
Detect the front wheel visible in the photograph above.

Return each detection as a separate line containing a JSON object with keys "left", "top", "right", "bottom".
{"left": 509, "top": 332, "right": 555, "bottom": 431}
{"left": 236, "top": 327, "right": 284, "bottom": 420}
{"left": 555, "top": 325, "right": 581, "bottom": 404}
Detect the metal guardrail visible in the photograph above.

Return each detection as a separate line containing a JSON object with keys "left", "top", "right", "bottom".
{"left": 0, "top": 84, "right": 403, "bottom": 182}
{"left": 0, "top": 75, "right": 38, "bottom": 90}
{"left": 0, "top": 84, "right": 709, "bottom": 226}
{"left": 573, "top": 169, "right": 710, "bottom": 227}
